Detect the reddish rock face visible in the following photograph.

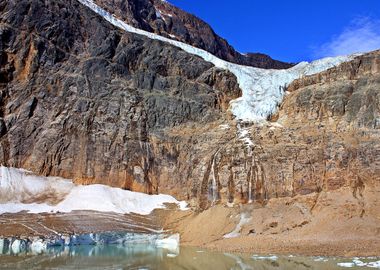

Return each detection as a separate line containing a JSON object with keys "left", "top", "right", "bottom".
{"left": 93, "top": 0, "right": 294, "bottom": 69}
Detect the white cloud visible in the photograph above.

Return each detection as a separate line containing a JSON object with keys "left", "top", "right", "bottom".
{"left": 314, "top": 17, "right": 380, "bottom": 58}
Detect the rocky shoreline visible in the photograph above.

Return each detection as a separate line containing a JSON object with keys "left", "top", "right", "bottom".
{"left": 163, "top": 185, "right": 380, "bottom": 257}
{"left": 2, "top": 181, "right": 379, "bottom": 258}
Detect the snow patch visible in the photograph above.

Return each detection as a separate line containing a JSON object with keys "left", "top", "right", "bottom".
{"left": 156, "top": 8, "right": 173, "bottom": 18}
{"left": 338, "top": 262, "right": 355, "bottom": 267}
{"left": 155, "top": 10, "right": 162, "bottom": 19}
{"left": 219, "top": 124, "right": 230, "bottom": 130}
{"left": 223, "top": 213, "right": 251, "bottom": 238}
{"left": 77, "top": 0, "right": 360, "bottom": 122}
{"left": 0, "top": 166, "right": 187, "bottom": 215}
{"left": 337, "top": 259, "right": 380, "bottom": 268}
{"left": 237, "top": 128, "right": 254, "bottom": 147}
{"left": 226, "top": 202, "right": 235, "bottom": 208}
{"left": 314, "top": 256, "right": 329, "bottom": 262}
{"left": 252, "top": 255, "right": 278, "bottom": 261}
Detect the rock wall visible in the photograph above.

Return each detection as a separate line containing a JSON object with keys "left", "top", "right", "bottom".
{"left": 0, "top": 0, "right": 379, "bottom": 210}
{"left": 146, "top": 51, "right": 380, "bottom": 209}
{"left": 0, "top": 0, "right": 240, "bottom": 193}
{"left": 167, "top": 51, "right": 380, "bottom": 209}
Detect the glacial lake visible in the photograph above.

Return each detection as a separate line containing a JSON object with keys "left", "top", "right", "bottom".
{"left": 0, "top": 244, "right": 378, "bottom": 270}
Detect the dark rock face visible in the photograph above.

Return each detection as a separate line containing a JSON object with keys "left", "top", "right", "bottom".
{"left": 93, "top": 0, "right": 294, "bottom": 69}
{"left": 0, "top": 0, "right": 240, "bottom": 192}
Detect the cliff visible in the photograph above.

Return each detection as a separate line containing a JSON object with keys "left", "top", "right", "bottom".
{"left": 0, "top": 0, "right": 379, "bottom": 212}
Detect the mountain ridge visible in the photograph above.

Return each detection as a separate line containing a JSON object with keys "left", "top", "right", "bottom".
{"left": 92, "top": 0, "right": 294, "bottom": 69}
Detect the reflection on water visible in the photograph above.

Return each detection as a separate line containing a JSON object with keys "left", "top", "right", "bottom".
{"left": 0, "top": 244, "right": 378, "bottom": 270}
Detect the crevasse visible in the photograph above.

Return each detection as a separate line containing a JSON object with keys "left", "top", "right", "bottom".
{"left": 77, "top": 0, "right": 360, "bottom": 121}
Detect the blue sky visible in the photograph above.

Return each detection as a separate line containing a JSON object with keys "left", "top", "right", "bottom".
{"left": 168, "top": 0, "right": 380, "bottom": 62}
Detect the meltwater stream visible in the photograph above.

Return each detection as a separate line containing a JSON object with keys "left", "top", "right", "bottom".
{"left": 0, "top": 245, "right": 379, "bottom": 270}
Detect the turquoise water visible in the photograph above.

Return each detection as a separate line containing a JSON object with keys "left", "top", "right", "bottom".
{"left": 0, "top": 244, "right": 378, "bottom": 269}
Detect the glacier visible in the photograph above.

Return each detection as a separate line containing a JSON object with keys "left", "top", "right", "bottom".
{"left": 0, "top": 232, "right": 181, "bottom": 255}
{"left": 0, "top": 166, "right": 187, "bottom": 215}
{"left": 77, "top": 0, "right": 360, "bottom": 121}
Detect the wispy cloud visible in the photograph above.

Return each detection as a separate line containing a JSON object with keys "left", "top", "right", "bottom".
{"left": 313, "top": 17, "right": 380, "bottom": 58}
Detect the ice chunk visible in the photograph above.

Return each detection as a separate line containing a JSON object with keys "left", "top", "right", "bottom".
{"left": 0, "top": 239, "right": 4, "bottom": 253}
{"left": 252, "top": 255, "right": 278, "bottom": 261}
{"left": 10, "top": 239, "right": 26, "bottom": 254}
{"left": 30, "top": 239, "right": 47, "bottom": 254}
{"left": 155, "top": 234, "right": 180, "bottom": 249}
{"left": 337, "top": 262, "right": 355, "bottom": 267}
{"left": 368, "top": 261, "right": 380, "bottom": 268}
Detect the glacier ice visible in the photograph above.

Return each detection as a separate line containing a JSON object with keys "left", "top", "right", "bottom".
{"left": 0, "top": 233, "right": 181, "bottom": 255}
{"left": 30, "top": 239, "right": 47, "bottom": 254}
{"left": 10, "top": 239, "right": 26, "bottom": 254}
{"left": 0, "top": 165, "right": 73, "bottom": 204}
{"left": 0, "top": 166, "right": 187, "bottom": 215}
{"left": 77, "top": 0, "right": 360, "bottom": 122}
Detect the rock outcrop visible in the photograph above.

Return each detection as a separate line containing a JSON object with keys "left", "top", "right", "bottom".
{"left": 0, "top": 0, "right": 379, "bottom": 212}
{"left": 92, "top": 0, "right": 294, "bottom": 69}
{"left": 0, "top": 0, "right": 240, "bottom": 192}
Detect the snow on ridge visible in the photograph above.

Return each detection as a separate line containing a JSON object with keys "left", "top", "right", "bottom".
{"left": 0, "top": 166, "right": 187, "bottom": 215}
{"left": 155, "top": 10, "right": 162, "bottom": 19}
{"left": 77, "top": 0, "right": 360, "bottom": 122}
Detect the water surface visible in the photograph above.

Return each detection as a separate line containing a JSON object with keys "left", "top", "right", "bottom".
{"left": 1, "top": 244, "right": 378, "bottom": 269}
